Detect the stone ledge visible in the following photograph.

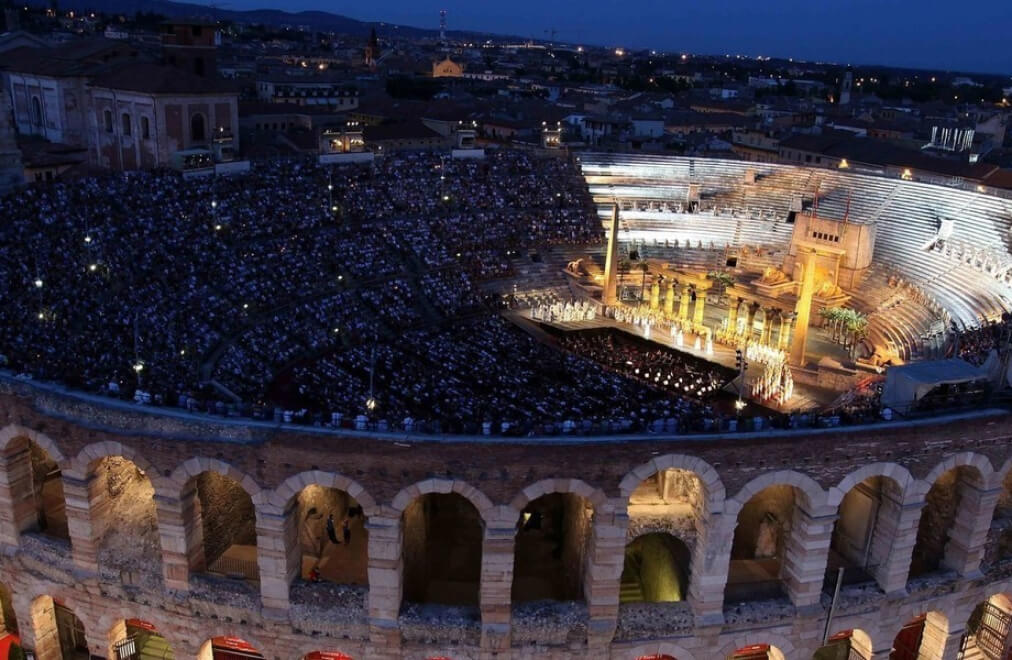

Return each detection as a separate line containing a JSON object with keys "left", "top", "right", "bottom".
{"left": 398, "top": 602, "right": 481, "bottom": 647}
{"left": 511, "top": 600, "right": 588, "bottom": 646}
{"left": 614, "top": 601, "right": 693, "bottom": 641}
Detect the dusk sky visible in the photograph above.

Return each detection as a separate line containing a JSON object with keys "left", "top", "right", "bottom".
{"left": 198, "top": 0, "right": 1012, "bottom": 75}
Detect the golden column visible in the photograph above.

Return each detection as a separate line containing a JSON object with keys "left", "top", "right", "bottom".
{"left": 779, "top": 313, "right": 793, "bottom": 350}
{"left": 650, "top": 280, "right": 660, "bottom": 310}
{"left": 602, "top": 203, "right": 620, "bottom": 306}
{"left": 693, "top": 288, "right": 706, "bottom": 325}
{"left": 678, "top": 285, "right": 690, "bottom": 320}
{"left": 790, "top": 249, "right": 818, "bottom": 366}
{"left": 727, "top": 298, "right": 738, "bottom": 331}
{"left": 665, "top": 281, "right": 676, "bottom": 316}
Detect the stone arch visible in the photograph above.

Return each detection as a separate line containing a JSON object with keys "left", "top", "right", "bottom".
{"left": 263, "top": 470, "right": 378, "bottom": 516}
{"left": 265, "top": 471, "right": 373, "bottom": 598}
{"left": 30, "top": 594, "right": 90, "bottom": 660}
{"left": 620, "top": 531, "right": 692, "bottom": 603}
{"left": 619, "top": 454, "right": 725, "bottom": 513}
{"left": 0, "top": 424, "right": 65, "bottom": 464}
{"left": 170, "top": 457, "right": 262, "bottom": 499}
{"left": 620, "top": 640, "right": 699, "bottom": 660}
{"left": 399, "top": 484, "right": 487, "bottom": 607}
{"left": 172, "top": 459, "right": 260, "bottom": 583}
{"left": 891, "top": 610, "right": 949, "bottom": 660}
{"left": 828, "top": 463, "right": 916, "bottom": 507}
{"left": 391, "top": 478, "right": 494, "bottom": 522}
{"left": 914, "top": 451, "right": 993, "bottom": 498}
{"left": 69, "top": 442, "right": 170, "bottom": 494}
{"left": 510, "top": 478, "right": 607, "bottom": 513}
{"left": 295, "top": 643, "right": 358, "bottom": 660}
{"left": 511, "top": 481, "right": 598, "bottom": 603}
{"left": 728, "top": 469, "right": 827, "bottom": 514}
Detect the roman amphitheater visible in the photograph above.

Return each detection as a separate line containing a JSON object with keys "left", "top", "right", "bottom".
{"left": 3, "top": 151, "right": 1012, "bottom": 660}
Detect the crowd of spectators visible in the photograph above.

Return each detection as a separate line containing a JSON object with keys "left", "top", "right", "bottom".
{"left": 0, "top": 151, "right": 599, "bottom": 420}
{"left": 955, "top": 313, "right": 1012, "bottom": 366}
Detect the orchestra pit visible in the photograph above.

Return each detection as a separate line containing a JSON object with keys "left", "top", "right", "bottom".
{"left": 2, "top": 150, "right": 1012, "bottom": 659}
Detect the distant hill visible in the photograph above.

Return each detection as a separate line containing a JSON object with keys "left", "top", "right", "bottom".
{"left": 29, "top": 0, "right": 492, "bottom": 39}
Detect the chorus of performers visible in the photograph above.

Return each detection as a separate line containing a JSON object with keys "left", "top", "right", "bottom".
{"left": 531, "top": 298, "right": 598, "bottom": 322}
{"left": 744, "top": 343, "right": 794, "bottom": 406}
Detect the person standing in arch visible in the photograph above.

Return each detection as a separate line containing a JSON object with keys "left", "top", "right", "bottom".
{"left": 326, "top": 513, "right": 340, "bottom": 544}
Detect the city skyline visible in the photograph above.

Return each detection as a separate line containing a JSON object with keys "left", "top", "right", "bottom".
{"left": 181, "top": 0, "right": 1012, "bottom": 75}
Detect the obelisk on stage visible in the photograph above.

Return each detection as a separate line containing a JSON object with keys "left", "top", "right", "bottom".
{"left": 790, "top": 249, "right": 817, "bottom": 366}
{"left": 602, "top": 202, "right": 620, "bottom": 305}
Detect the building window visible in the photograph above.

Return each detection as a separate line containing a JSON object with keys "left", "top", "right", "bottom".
{"left": 121, "top": 113, "right": 131, "bottom": 136}
{"left": 141, "top": 116, "right": 150, "bottom": 139}
{"left": 190, "top": 113, "right": 205, "bottom": 142}
{"left": 194, "top": 58, "right": 205, "bottom": 77}
{"left": 103, "top": 109, "right": 113, "bottom": 133}
{"left": 31, "top": 96, "right": 42, "bottom": 126}
{"left": 192, "top": 25, "right": 202, "bottom": 37}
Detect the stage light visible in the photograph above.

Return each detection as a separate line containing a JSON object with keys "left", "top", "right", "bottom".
{"left": 33, "top": 278, "right": 43, "bottom": 288}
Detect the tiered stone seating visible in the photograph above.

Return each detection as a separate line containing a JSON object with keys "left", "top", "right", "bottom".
{"left": 579, "top": 153, "right": 1012, "bottom": 342}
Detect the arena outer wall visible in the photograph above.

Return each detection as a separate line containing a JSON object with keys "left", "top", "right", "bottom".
{"left": 2, "top": 377, "right": 1012, "bottom": 660}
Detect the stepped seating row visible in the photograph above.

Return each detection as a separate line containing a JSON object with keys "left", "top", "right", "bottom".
{"left": 580, "top": 153, "right": 1012, "bottom": 333}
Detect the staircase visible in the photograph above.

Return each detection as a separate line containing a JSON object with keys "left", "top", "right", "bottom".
{"left": 619, "top": 554, "right": 645, "bottom": 603}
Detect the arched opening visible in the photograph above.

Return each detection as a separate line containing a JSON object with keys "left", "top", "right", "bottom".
{"left": 87, "top": 456, "right": 160, "bottom": 582}
{"left": 190, "top": 114, "right": 206, "bottom": 142}
{"left": 625, "top": 467, "right": 708, "bottom": 603}
{"left": 103, "top": 109, "right": 113, "bottom": 133}
{"left": 109, "top": 619, "right": 174, "bottom": 660}
{"left": 303, "top": 653, "right": 353, "bottom": 660}
{"left": 402, "top": 493, "right": 482, "bottom": 607}
{"left": 31, "top": 96, "right": 42, "bottom": 126}
{"left": 141, "top": 116, "right": 150, "bottom": 140}
{"left": 825, "top": 476, "right": 903, "bottom": 592}
{"left": 725, "top": 485, "right": 797, "bottom": 603}
{"left": 198, "top": 636, "right": 264, "bottom": 660}
{"left": 27, "top": 441, "right": 68, "bottom": 541}
{"left": 184, "top": 472, "right": 257, "bottom": 583}
{"left": 962, "top": 594, "right": 1012, "bottom": 659}
{"left": 621, "top": 533, "right": 690, "bottom": 603}
{"left": 909, "top": 465, "right": 983, "bottom": 578}
{"left": 813, "top": 629, "right": 873, "bottom": 659}
{"left": 512, "top": 492, "right": 592, "bottom": 603}
{"left": 890, "top": 614, "right": 928, "bottom": 660}
{"left": 121, "top": 113, "right": 131, "bottom": 136}
{"left": 30, "top": 596, "right": 88, "bottom": 660}
{"left": 293, "top": 484, "right": 368, "bottom": 587}
{"left": 729, "top": 644, "right": 786, "bottom": 660}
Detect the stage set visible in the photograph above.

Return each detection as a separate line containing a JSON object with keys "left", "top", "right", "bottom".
{"left": 524, "top": 204, "right": 886, "bottom": 412}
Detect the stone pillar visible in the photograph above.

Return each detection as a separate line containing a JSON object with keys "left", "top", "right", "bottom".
{"left": 779, "top": 314, "right": 793, "bottom": 351}
{"left": 665, "top": 282, "right": 676, "bottom": 316}
{"left": 689, "top": 511, "right": 731, "bottom": 625}
{"left": 650, "top": 281, "right": 660, "bottom": 310}
{"left": 29, "top": 597, "right": 62, "bottom": 660}
{"left": 256, "top": 501, "right": 296, "bottom": 613}
{"left": 781, "top": 505, "right": 836, "bottom": 609}
{"left": 943, "top": 482, "right": 999, "bottom": 576}
{"left": 602, "top": 204, "right": 620, "bottom": 306}
{"left": 0, "top": 440, "right": 35, "bottom": 546}
{"left": 919, "top": 612, "right": 964, "bottom": 660}
{"left": 107, "top": 618, "right": 128, "bottom": 660}
{"left": 746, "top": 305, "right": 757, "bottom": 339}
{"left": 583, "top": 499, "right": 628, "bottom": 655}
{"left": 727, "top": 299, "right": 738, "bottom": 333}
{"left": 62, "top": 473, "right": 98, "bottom": 572}
{"left": 155, "top": 492, "right": 193, "bottom": 591}
{"left": 679, "top": 286, "right": 690, "bottom": 320}
{"left": 366, "top": 515, "right": 402, "bottom": 659}
{"left": 480, "top": 506, "right": 515, "bottom": 656}
{"left": 868, "top": 494, "right": 922, "bottom": 595}
{"left": 693, "top": 289, "right": 706, "bottom": 325}
{"left": 790, "top": 249, "right": 818, "bottom": 366}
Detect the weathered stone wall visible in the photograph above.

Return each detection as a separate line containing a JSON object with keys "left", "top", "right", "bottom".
{"left": 196, "top": 471, "right": 255, "bottom": 565}
{"left": 401, "top": 496, "right": 429, "bottom": 604}
{"left": 913, "top": 468, "right": 963, "bottom": 574}
{"left": 562, "top": 493, "right": 590, "bottom": 599}
{"left": 731, "top": 484, "right": 795, "bottom": 560}
{"left": 296, "top": 485, "right": 348, "bottom": 556}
